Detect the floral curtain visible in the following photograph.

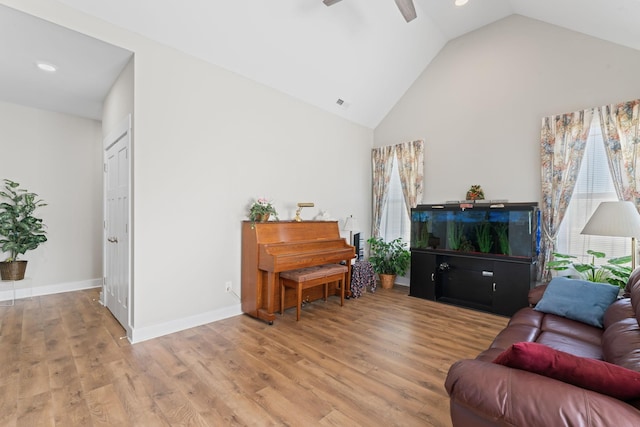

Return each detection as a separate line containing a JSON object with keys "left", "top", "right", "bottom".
{"left": 395, "top": 140, "right": 424, "bottom": 218}
{"left": 599, "top": 100, "right": 640, "bottom": 205}
{"left": 539, "top": 109, "right": 593, "bottom": 280}
{"left": 371, "top": 145, "right": 395, "bottom": 238}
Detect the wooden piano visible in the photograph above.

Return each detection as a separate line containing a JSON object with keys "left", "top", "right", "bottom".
{"left": 241, "top": 221, "right": 356, "bottom": 324}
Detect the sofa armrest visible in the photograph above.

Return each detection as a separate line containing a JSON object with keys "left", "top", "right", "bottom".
{"left": 445, "top": 359, "right": 640, "bottom": 427}
{"left": 528, "top": 283, "right": 547, "bottom": 306}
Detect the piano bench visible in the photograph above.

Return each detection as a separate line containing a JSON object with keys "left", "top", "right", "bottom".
{"left": 279, "top": 264, "right": 348, "bottom": 321}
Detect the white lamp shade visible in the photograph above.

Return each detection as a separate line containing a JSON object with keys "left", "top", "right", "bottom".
{"left": 580, "top": 201, "right": 640, "bottom": 238}
{"left": 344, "top": 215, "right": 359, "bottom": 232}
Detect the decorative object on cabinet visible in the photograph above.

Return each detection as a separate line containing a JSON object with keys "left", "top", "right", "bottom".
{"left": 465, "top": 185, "right": 485, "bottom": 201}
{"left": 0, "top": 179, "right": 47, "bottom": 281}
{"left": 248, "top": 197, "right": 278, "bottom": 225}
{"left": 367, "top": 236, "right": 410, "bottom": 289}
{"left": 294, "top": 202, "right": 314, "bottom": 222}
{"left": 409, "top": 202, "right": 539, "bottom": 316}
{"left": 314, "top": 210, "right": 331, "bottom": 220}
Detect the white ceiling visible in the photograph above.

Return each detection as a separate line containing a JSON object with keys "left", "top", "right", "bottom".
{"left": 0, "top": 4, "right": 132, "bottom": 120}
{"left": 3, "top": 0, "right": 640, "bottom": 127}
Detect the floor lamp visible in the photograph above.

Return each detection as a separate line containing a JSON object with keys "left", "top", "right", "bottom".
{"left": 580, "top": 201, "right": 640, "bottom": 270}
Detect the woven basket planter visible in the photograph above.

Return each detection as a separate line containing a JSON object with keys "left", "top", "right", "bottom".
{"left": 379, "top": 273, "right": 396, "bottom": 289}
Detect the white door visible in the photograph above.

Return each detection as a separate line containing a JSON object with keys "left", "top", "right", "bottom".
{"left": 104, "top": 116, "right": 131, "bottom": 334}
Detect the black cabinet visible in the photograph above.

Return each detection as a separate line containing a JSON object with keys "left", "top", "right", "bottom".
{"left": 410, "top": 251, "right": 535, "bottom": 316}
{"left": 409, "top": 202, "right": 538, "bottom": 316}
{"left": 409, "top": 252, "right": 436, "bottom": 300}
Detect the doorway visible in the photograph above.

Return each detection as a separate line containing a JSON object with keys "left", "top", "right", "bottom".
{"left": 103, "top": 115, "right": 132, "bottom": 336}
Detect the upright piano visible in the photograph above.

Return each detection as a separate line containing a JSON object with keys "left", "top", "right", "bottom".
{"left": 241, "top": 221, "right": 356, "bottom": 324}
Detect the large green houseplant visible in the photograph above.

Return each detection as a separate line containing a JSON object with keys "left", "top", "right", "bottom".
{"left": 547, "top": 250, "right": 632, "bottom": 289}
{"left": 0, "top": 179, "right": 47, "bottom": 280}
{"left": 367, "top": 236, "right": 411, "bottom": 289}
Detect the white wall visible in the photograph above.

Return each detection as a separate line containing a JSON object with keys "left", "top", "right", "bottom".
{"left": 132, "top": 43, "right": 372, "bottom": 333}
{"left": 103, "top": 56, "right": 134, "bottom": 140}
{"left": 3, "top": 0, "right": 373, "bottom": 340}
{"left": 375, "top": 15, "right": 640, "bottom": 204}
{"left": 0, "top": 101, "right": 103, "bottom": 292}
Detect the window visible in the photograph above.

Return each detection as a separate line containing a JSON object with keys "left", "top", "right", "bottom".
{"left": 379, "top": 156, "right": 410, "bottom": 244}
{"left": 556, "top": 115, "right": 630, "bottom": 263}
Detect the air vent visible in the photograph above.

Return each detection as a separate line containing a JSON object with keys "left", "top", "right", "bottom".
{"left": 336, "top": 98, "right": 344, "bottom": 106}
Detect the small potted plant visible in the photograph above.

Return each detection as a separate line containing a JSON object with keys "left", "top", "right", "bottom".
{"left": 367, "top": 236, "right": 411, "bottom": 289}
{"left": 248, "top": 197, "right": 279, "bottom": 224}
{"left": 466, "top": 185, "right": 485, "bottom": 201}
{"left": 0, "top": 179, "right": 47, "bottom": 281}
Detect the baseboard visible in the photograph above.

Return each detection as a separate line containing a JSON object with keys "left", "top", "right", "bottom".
{"left": 0, "top": 278, "right": 102, "bottom": 302}
{"left": 0, "top": 279, "right": 244, "bottom": 344}
{"left": 129, "top": 304, "right": 243, "bottom": 344}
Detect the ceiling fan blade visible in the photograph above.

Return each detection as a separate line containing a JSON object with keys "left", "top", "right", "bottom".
{"left": 323, "top": 0, "right": 342, "bottom": 6}
{"left": 394, "top": 0, "right": 417, "bottom": 22}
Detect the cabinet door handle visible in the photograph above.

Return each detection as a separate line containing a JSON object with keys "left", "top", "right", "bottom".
{"left": 431, "top": 273, "right": 435, "bottom": 282}
{"left": 492, "top": 283, "right": 496, "bottom": 292}
{"left": 482, "top": 270, "right": 494, "bottom": 277}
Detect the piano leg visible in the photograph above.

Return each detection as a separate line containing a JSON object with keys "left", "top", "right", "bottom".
{"left": 261, "top": 271, "right": 278, "bottom": 325}
{"left": 257, "top": 309, "right": 275, "bottom": 325}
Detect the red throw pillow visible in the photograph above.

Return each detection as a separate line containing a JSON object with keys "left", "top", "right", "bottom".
{"left": 493, "top": 342, "right": 640, "bottom": 400}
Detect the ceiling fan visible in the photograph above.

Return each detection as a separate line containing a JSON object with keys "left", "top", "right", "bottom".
{"left": 323, "top": 0, "right": 417, "bottom": 23}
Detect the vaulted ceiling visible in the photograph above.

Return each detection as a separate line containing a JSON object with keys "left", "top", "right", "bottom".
{"left": 2, "top": 0, "right": 639, "bottom": 127}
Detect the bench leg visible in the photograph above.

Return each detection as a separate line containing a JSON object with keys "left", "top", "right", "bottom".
{"left": 340, "top": 275, "right": 344, "bottom": 307}
{"left": 280, "top": 279, "right": 285, "bottom": 315}
{"left": 296, "top": 283, "right": 302, "bottom": 321}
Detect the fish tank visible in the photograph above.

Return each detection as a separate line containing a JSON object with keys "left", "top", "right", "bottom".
{"left": 411, "top": 202, "right": 540, "bottom": 259}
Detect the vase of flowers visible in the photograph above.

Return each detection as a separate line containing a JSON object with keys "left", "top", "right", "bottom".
{"left": 249, "top": 197, "right": 279, "bottom": 224}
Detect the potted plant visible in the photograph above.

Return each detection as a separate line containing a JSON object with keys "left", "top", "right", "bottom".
{"left": 248, "top": 197, "right": 278, "bottom": 225}
{"left": 547, "top": 250, "right": 632, "bottom": 289}
{"left": 0, "top": 179, "right": 47, "bottom": 281}
{"left": 367, "top": 236, "right": 411, "bottom": 289}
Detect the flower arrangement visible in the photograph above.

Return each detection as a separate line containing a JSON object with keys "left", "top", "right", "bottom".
{"left": 248, "top": 197, "right": 278, "bottom": 222}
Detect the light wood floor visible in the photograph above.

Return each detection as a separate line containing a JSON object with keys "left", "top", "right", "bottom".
{"left": 0, "top": 286, "right": 508, "bottom": 426}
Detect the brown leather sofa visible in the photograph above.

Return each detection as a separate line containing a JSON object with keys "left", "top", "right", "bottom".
{"left": 445, "top": 268, "right": 640, "bottom": 427}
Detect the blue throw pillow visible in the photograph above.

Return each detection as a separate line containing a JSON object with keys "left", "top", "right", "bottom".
{"left": 534, "top": 276, "right": 619, "bottom": 328}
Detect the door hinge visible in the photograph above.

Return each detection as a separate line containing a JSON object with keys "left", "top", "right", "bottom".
{"left": 104, "top": 163, "right": 108, "bottom": 173}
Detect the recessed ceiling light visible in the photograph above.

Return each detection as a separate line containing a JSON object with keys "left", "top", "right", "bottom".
{"left": 454, "top": 0, "right": 469, "bottom": 6}
{"left": 36, "top": 62, "right": 57, "bottom": 72}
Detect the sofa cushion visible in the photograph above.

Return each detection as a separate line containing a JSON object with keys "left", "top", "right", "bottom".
{"left": 536, "top": 331, "right": 603, "bottom": 359}
{"left": 534, "top": 277, "right": 619, "bottom": 328}
{"left": 493, "top": 342, "right": 640, "bottom": 400}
